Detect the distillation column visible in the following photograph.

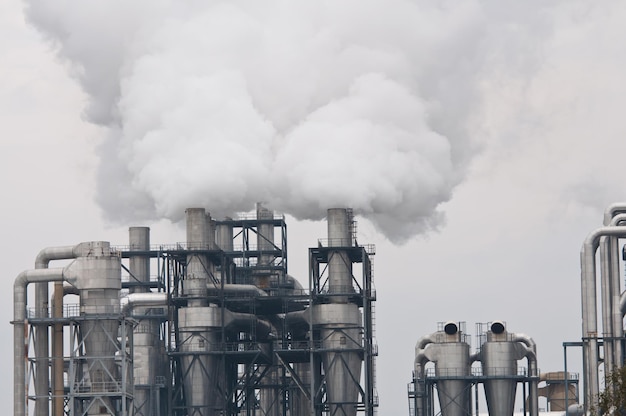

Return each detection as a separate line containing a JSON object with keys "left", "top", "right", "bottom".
{"left": 129, "top": 227, "right": 166, "bottom": 416}
{"left": 178, "top": 208, "right": 222, "bottom": 416}
{"left": 312, "top": 208, "right": 363, "bottom": 416}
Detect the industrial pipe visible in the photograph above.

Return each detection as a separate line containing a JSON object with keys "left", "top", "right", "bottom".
{"left": 122, "top": 292, "right": 169, "bottom": 316}
{"left": 14, "top": 267, "right": 70, "bottom": 416}
{"left": 606, "top": 213, "right": 626, "bottom": 370}
{"left": 598, "top": 210, "right": 626, "bottom": 373}
{"left": 512, "top": 333, "right": 539, "bottom": 416}
{"left": 50, "top": 284, "right": 79, "bottom": 416}
{"left": 34, "top": 245, "right": 81, "bottom": 416}
{"left": 580, "top": 225, "right": 626, "bottom": 410}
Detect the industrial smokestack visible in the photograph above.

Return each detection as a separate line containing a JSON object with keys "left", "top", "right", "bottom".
{"left": 312, "top": 208, "right": 362, "bottom": 416}
{"left": 179, "top": 208, "right": 222, "bottom": 416}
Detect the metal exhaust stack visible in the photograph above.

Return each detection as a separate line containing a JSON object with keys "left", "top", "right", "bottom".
{"left": 178, "top": 208, "right": 221, "bottom": 416}
{"left": 128, "top": 227, "right": 164, "bottom": 415}
{"left": 312, "top": 208, "right": 362, "bottom": 416}
{"left": 256, "top": 204, "right": 281, "bottom": 416}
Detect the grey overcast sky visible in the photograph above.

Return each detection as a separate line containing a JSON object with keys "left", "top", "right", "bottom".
{"left": 2, "top": 1, "right": 626, "bottom": 414}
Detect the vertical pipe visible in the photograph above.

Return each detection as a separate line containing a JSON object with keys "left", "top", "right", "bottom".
{"left": 257, "top": 204, "right": 275, "bottom": 289}
{"left": 603, "top": 205, "right": 626, "bottom": 371}
{"left": 600, "top": 239, "right": 614, "bottom": 373}
{"left": 51, "top": 285, "right": 78, "bottom": 416}
{"left": 216, "top": 219, "right": 233, "bottom": 284}
{"left": 129, "top": 227, "right": 150, "bottom": 295}
{"left": 14, "top": 269, "right": 68, "bottom": 416}
{"left": 256, "top": 204, "right": 280, "bottom": 416}
{"left": 34, "top": 246, "right": 79, "bottom": 416}
{"left": 580, "top": 226, "right": 626, "bottom": 411}
{"left": 327, "top": 208, "right": 353, "bottom": 299}
{"left": 52, "top": 283, "right": 64, "bottom": 416}
{"left": 34, "top": 282, "right": 49, "bottom": 416}
{"left": 318, "top": 208, "right": 361, "bottom": 416}
{"left": 180, "top": 208, "right": 221, "bottom": 415}
{"left": 607, "top": 214, "right": 626, "bottom": 368}
{"left": 129, "top": 227, "right": 156, "bottom": 415}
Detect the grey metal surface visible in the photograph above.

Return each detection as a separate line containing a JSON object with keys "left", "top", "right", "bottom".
{"left": 256, "top": 204, "right": 280, "bottom": 416}
{"left": 181, "top": 209, "right": 218, "bottom": 416}
{"left": 414, "top": 323, "right": 472, "bottom": 416}
{"left": 178, "top": 307, "right": 221, "bottom": 416}
{"left": 70, "top": 242, "right": 122, "bottom": 416}
{"left": 580, "top": 225, "right": 626, "bottom": 408}
{"left": 14, "top": 268, "right": 67, "bottom": 416}
{"left": 15, "top": 206, "right": 376, "bottom": 416}
{"left": 480, "top": 322, "right": 538, "bottom": 416}
{"left": 315, "top": 209, "right": 362, "bottom": 416}
{"left": 327, "top": 208, "right": 354, "bottom": 297}
{"left": 128, "top": 227, "right": 158, "bottom": 415}
{"left": 34, "top": 245, "right": 81, "bottom": 416}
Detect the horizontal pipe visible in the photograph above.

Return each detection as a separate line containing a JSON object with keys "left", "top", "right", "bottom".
{"left": 122, "top": 292, "right": 168, "bottom": 316}
{"left": 603, "top": 203, "right": 626, "bottom": 226}
{"left": 206, "top": 283, "right": 268, "bottom": 297}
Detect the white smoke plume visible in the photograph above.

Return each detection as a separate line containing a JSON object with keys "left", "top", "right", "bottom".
{"left": 24, "top": 0, "right": 564, "bottom": 242}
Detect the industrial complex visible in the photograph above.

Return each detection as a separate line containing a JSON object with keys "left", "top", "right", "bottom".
{"left": 11, "top": 203, "right": 626, "bottom": 415}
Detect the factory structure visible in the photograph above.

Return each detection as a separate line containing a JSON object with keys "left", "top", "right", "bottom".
{"left": 406, "top": 321, "right": 579, "bottom": 416}
{"left": 11, "top": 202, "right": 626, "bottom": 416}
{"left": 13, "top": 206, "right": 376, "bottom": 416}
{"left": 405, "top": 202, "right": 626, "bottom": 416}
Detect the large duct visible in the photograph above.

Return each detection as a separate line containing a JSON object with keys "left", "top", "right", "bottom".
{"left": 413, "top": 322, "right": 472, "bottom": 416}
{"left": 479, "top": 321, "right": 538, "bottom": 416}
{"left": 311, "top": 208, "right": 362, "bottom": 416}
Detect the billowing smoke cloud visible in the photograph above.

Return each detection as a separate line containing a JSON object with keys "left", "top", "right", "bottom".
{"left": 24, "top": 0, "right": 562, "bottom": 242}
